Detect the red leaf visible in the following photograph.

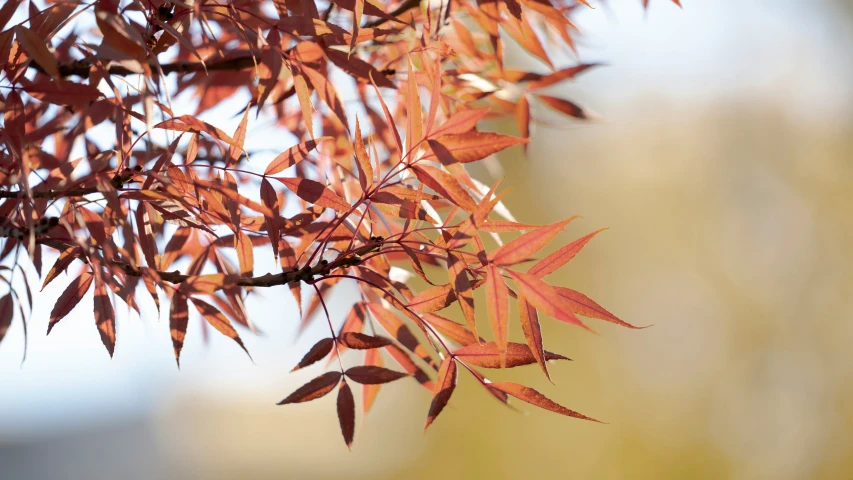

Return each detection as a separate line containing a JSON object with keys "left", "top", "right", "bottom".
{"left": 555, "top": 287, "right": 642, "bottom": 329}
{"left": 0, "top": 293, "right": 14, "bottom": 345}
{"left": 507, "top": 270, "right": 590, "bottom": 331}
{"left": 41, "top": 247, "right": 83, "bottom": 291}
{"left": 337, "top": 380, "right": 356, "bottom": 449}
{"left": 528, "top": 228, "right": 605, "bottom": 278}
{"left": 264, "top": 137, "right": 332, "bottom": 175}
{"left": 454, "top": 342, "right": 569, "bottom": 368}
{"left": 292, "top": 337, "right": 336, "bottom": 371}
{"left": 345, "top": 365, "right": 410, "bottom": 384}
{"left": 273, "top": 177, "right": 350, "bottom": 212}
{"left": 488, "top": 382, "right": 600, "bottom": 422}
{"left": 367, "top": 303, "right": 435, "bottom": 368}
{"left": 425, "top": 356, "right": 457, "bottom": 430}
{"left": 423, "top": 132, "right": 529, "bottom": 164}
{"left": 170, "top": 291, "right": 189, "bottom": 367}
{"left": 526, "top": 64, "right": 601, "bottom": 90}
{"left": 278, "top": 371, "right": 343, "bottom": 404}
{"left": 339, "top": 332, "right": 392, "bottom": 349}
{"left": 48, "top": 270, "right": 93, "bottom": 334}
{"left": 24, "top": 79, "right": 102, "bottom": 107}
{"left": 488, "top": 217, "right": 577, "bottom": 266}
{"left": 94, "top": 275, "right": 116, "bottom": 357}
{"left": 485, "top": 264, "right": 509, "bottom": 366}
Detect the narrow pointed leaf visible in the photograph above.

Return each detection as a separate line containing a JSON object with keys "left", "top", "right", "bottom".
{"left": 339, "top": 332, "right": 392, "bottom": 349}
{"left": 518, "top": 293, "right": 549, "bottom": 379}
{"left": 508, "top": 270, "right": 591, "bottom": 331}
{"left": 488, "top": 217, "right": 577, "bottom": 266}
{"left": 345, "top": 365, "right": 410, "bottom": 384}
{"left": 278, "top": 371, "right": 343, "bottom": 404}
{"left": 265, "top": 137, "right": 332, "bottom": 175}
{"left": 488, "top": 382, "right": 601, "bottom": 422}
{"left": 273, "top": 177, "right": 350, "bottom": 212}
{"left": 94, "top": 276, "right": 116, "bottom": 357}
{"left": 454, "top": 342, "right": 569, "bottom": 368}
{"left": 555, "top": 287, "right": 642, "bottom": 329}
{"left": 292, "top": 337, "right": 335, "bottom": 371}
{"left": 170, "top": 292, "right": 189, "bottom": 366}
{"left": 424, "top": 132, "right": 529, "bottom": 164}
{"left": 337, "top": 380, "right": 355, "bottom": 449}
{"left": 425, "top": 356, "right": 457, "bottom": 430}
{"left": 528, "top": 228, "right": 606, "bottom": 278}
{"left": 48, "top": 271, "right": 93, "bottom": 334}
{"left": 485, "top": 264, "right": 509, "bottom": 366}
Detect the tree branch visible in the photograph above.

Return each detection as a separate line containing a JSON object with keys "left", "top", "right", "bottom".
{"left": 31, "top": 55, "right": 257, "bottom": 79}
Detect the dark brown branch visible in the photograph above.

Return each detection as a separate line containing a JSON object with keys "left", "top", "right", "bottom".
{"left": 0, "top": 186, "right": 99, "bottom": 199}
{"left": 365, "top": 0, "right": 421, "bottom": 28}
{"left": 32, "top": 55, "right": 257, "bottom": 79}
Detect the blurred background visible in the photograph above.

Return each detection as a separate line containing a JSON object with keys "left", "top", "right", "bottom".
{"left": 2, "top": 0, "right": 853, "bottom": 478}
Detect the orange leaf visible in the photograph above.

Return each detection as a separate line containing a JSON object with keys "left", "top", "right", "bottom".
{"left": 94, "top": 275, "right": 116, "bottom": 357}
{"left": 412, "top": 165, "right": 477, "bottom": 212}
{"left": 425, "top": 356, "right": 457, "bottom": 430}
{"left": 423, "top": 313, "right": 481, "bottom": 346}
{"left": 368, "top": 303, "right": 435, "bottom": 368}
{"left": 235, "top": 231, "right": 254, "bottom": 276}
{"left": 447, "top": 252, "right": 478, "bottom": 340}
{"left": 277, "top": 371, "right": 343, "bottom": 404}
{"left": 406, "top": 57, "right": 423, "bottom": 157}
{"left": 353, "top": 116, "right": 373, "bottom": 190}
{"left": 453, "top": 342, "right": 569, "bottom": 368}
{"left": 273, "top": 177, "right": 350, "bottom": 212}
{"left": 170, "top": 291, "right": 189, "bottom": 367}
{"left": 555, "top": 287, "right": 642, "bottom": 329}
{"left": 536, "top": 94, "right": 590, "bottom": 119}
{"left": 526, "top": 64, "right": 601, "bottom": 90}
{"left": 408, "top": 283, "right": 456, "bottom": 313}
{"left": 190, "top": 298, "right": 252, "bottom": 359}
{"left": 345, "top": 365, "right": 410, "bottom": 384}
{"left": 362, "top": 348, "right": 383, "bottom": 414}
{"left": 14, "top": 25, "right": 59, "bottom": 79}
{"left": 423, "top": 132, "right": 529, "bottom": 164}
{"left": 528, "top": 228, "right": 605, "bottom": 278}
{"left": 48, "top": 270, "right": 93, "bottom": 334}
{"left": 488, "top": 217, "right": 577, "bottom": 266}
{"left": 507, "top": 270, "right": 590, "bottom": 331}
{"left": 485, "top": 264, "right": 509, "bottom": 366}
{"left": 339, "top": 332, "right": 392, "bottom": 349}
{"left": 518, "top": 293, "right": 549, "bottom": 379}
{"left": 488, "top": 382, "right": 601, "bottom": 422}
{"left": 264, "top": 137, "right": 332, "bottom": 175}
{"left": 337, "top": 380, "right": 356, "bottom": 449}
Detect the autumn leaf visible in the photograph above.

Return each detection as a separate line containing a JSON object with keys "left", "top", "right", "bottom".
{"left": 337, "top": 380, "right": 356, "bottom": 449}
{"left": 339, "top": 332, "right": 392, "bottom": 349}
{"left": 48, "top": 271, "right": 94, "bottom": 334}
{"left": 424, "top": 132, "right": 529, "bottom": 164}
{"left": 265, "top": 137, "right": 332, "bottom": 175}
{"left": 528, "top": 228, "right": 606, "bottom": 278}
{"left": 0, "top": 294, "right": 14, "bottom": 345}
{"left": 273, "top": 177, "right": 351, "bottom": 212}
{"left": 507, "top": 270, "right": 591, "bottom": 331}
{"left": 345, "top": 365, "right": 410, "bottom": 384}
{"left": 170, "top": 291, "right": 189, "bottom": 367}
{"left": 291, "top": 337, "right": 336, "bottom": 371}
{"left": 485, "top": 264, "right": 509, "bottom": 366}
{"left": 425, "top": 356, "right": 457, "bottom": 430}
{"left": 488, "top": 217, "right": 577, "bottom": 266}
{"left": 15, "top": 25, "right": 59, "bottom": 79}
{"left": 488, "top": 382, "right": 601, "bottom": 422}
{"left": 93, "top": 275, "right": 116, "bottom": 358}
{"left": 454, "top": 342, "right": 569, "bottom": 368}
{"left": 278, "top": 371, "right": 343, "bottom": 404}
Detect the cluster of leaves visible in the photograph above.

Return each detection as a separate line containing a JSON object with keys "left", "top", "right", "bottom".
{"left": 0, "top": 0, "right": 672, "bottom": 448}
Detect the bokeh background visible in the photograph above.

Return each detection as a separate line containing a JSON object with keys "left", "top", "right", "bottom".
{"left": 2, "top": 0, "right": 853, "bottom": 478}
